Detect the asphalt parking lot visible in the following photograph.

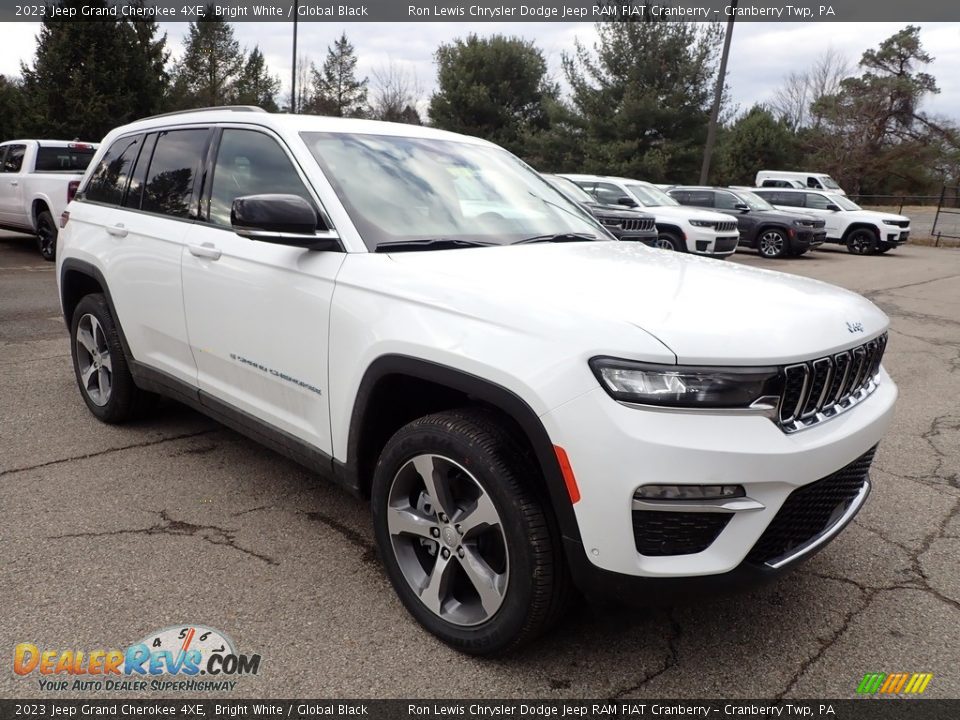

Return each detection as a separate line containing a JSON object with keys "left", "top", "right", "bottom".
{"left": 1, "top": 231, "right": 959, "bottom": 700}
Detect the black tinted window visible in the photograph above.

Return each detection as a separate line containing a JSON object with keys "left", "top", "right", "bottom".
{"left": 593, "top": 183, "right": 626, "bottom": 205}
{"left": 141, "top": 129, "right": 208, "bottom": 218}
{"left": 124, "top": 134, "right": 157, "bottom": 209}
{"left": 804, "top": 193, "right": 831, "bottom": 210}
{"left": 684, "top": 191, "right": 714, "bottom": 207}
{"left": 83, "top": 136, "right": 142, "bottom": 205}
{"left": 772, "top": 192, "right": 803, "bottom": 207}
{"left": 714, "top": 191, "right": 740, "bottom": 210}
{"left": 2, "top": 144, "right": 26, "bottom": 173}
{"left": 208, "top": 130, "right": 312, "bottom": 227}
{"left": 35, "top": 146, "right": 96, "bottom": 172}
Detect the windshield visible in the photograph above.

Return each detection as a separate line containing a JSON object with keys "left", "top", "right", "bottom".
{"left": 300, "top": 132, "right": 602, "bottom": 250}
{"left": 625, "top": 183, "right": 680, "bottom": 207}
{"left": 732, "top": 190, "right": 775, "bottom": 211}
{"left": 830, "top": 194, "right": 861, "bottom": 211}
{"left": 544, "top": 174, "right": 594, "bottom": 204}
{"left": 821, "top": 176, "right": 841, "bottom": 190}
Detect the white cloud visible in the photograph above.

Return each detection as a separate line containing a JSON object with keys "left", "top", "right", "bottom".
{"left": 2, "top": 20, "right": 958, "bottom": 122}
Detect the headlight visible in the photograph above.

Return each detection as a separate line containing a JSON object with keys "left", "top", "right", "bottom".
{"left": 793, "top": 219, "right": 812, "bottom": 227}
{"left": 589, "top": 357, "right": 782, "bottom": 408}
{"left": 688, "top": 220, "right": 715, "bottom": 228}
{"left": 882, "top": 219, "right": 902, "bottom": 226}
{"left": 597, "top": 216, "right": 620, "bottom": 226}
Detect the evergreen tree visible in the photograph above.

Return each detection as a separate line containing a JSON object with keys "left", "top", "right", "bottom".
{"left": 0, "top": 75, "right": 25, "bottom": 140}
{"left": 559, "top": 18, "right": 722, "bottom": 182}
{"left": 307, "top": 33, "right": 368, "bottom": 117}
{"left": 19, "top": 0, "right": 170, "bottom": 140}
{"left": 713, "top": 105, "right": 801, "bottom": 185}
{"left": 170, "top": 5, "right": 243, "bottom": 109}
{"left": 429, "top": 34, "right": 555, "bottom": 157}
{"left": 234, "top": 46, "right": 280, "bottom": 111}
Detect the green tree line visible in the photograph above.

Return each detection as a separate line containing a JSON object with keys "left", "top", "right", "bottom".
{"left": 2, "top": 5, "right": 957, "bottom": 196}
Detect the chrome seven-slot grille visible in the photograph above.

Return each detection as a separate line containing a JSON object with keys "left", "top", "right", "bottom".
{"left": 620, "top": 217, "right": 656, "bottom": 232}
{"left": 778, "top": 333, "right": 887, "bottom": 433}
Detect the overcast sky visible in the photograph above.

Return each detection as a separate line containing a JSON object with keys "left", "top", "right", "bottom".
{"left": 2, "top": 21, "right": 958, "bottom": 122}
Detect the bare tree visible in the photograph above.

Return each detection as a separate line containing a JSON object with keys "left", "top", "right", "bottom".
{"left": 771, "top": 47, "right": 850, "bottom": 129}
{"left": 287, "top": 53, "right": 313, "bottom": 113}
{"left": 368, "top": 60, "right": 423, "bottom": 124}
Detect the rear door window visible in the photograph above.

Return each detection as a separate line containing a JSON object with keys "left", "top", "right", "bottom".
{"left": 685, "top": 190, "right": 714, "bottom": 207}
{"left": 1, "top": 144, "right": 26, "bottom": 173}
{"left": 141, "top": 129, "right": 210, "bottom": 219}
{"left": 82, "top": 135, "right": 143, "bottom": 205}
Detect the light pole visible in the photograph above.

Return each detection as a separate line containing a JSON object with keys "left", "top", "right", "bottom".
{"left": 699, "top": 0, "right": 737, "bottom": 185}
{"left": 291, "top": 0, "right": 299, "bottom": 112}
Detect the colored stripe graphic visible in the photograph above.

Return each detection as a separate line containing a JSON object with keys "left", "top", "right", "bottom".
{"left": 857, "top": 672, "right": 933, "bottom": 694}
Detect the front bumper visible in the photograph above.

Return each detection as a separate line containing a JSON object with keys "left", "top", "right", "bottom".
{"left": 540, "top": 367, "right": 897, "bottom": 585}
{"left": 883, "top": 228, "right": 910, "bottom": 246}
{"left": 693, "top": 234, "right": 740, "bottom": 257}
{"left": 791, "top": 227, "right": 826, "bottom": 251}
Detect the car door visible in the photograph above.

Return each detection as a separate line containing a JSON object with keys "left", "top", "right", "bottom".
{"left": 180, "top": 126, "right": 345, "bottom": 454}
{"left": 713, "top": 190, "right": 755, "bottom": 242}
{"left": 0, "top": 143, "right": 27, "bottom": 227}
{"left": 84, "top": 128, "right": 208, "bottom": 384}
{"left": 801, "top": 192, "right": 844, "bottom": 238}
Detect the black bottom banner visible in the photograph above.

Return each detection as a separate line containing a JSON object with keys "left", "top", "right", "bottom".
{"left": 0, "top": 700, "right": 957, "bottom": 720}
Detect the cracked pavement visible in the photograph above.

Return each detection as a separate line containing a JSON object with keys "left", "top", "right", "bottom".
{"left": 1, "top": 232, "right": 958, "bottom": 699}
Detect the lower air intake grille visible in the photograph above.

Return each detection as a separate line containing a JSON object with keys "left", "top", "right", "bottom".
{"left": 633, "top": 511, "right": 732, "bottom": 556}
{"left": 746, "top": 446, "right": 876, "bottom": 565}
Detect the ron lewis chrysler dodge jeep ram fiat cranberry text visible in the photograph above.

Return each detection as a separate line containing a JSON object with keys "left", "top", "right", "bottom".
{"left": 57, "top": 108, "right": 897, "bottom": 655}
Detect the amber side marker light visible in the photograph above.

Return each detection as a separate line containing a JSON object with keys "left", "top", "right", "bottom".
{"left": 554, "top": 445, "right": 580, "bottom": 504}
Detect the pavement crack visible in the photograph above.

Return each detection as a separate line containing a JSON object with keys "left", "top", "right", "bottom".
{"left": 0, "top": 430, "right": 218, "bottom": 477}
{"left": 866, "top": 272, "right": 960, "bottom": 298}
{"left": 609, "top": 610, "right": 682, "bottom": 699}
{"left": 305, "top": 510, "right": 379, "bottom": 565}
{"left": 43, "top": 509, "right": 278, "bottom": 566}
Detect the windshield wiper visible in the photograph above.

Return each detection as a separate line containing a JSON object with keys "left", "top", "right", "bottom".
{"left": 512, "top": 232, "right": 599, "bottom": 245}
{"left": 374, "top": 238, "right": 494, "bottom": 253}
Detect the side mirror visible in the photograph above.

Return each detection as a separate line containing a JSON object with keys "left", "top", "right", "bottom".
{"left": 616, "top": 196, "right": 637, "bottom": 208}
{"left": 825, "top": 203, "right": 841, "bottom": 212}
{"left": 231, "top": 194, "right": 337, "bottom": 250}
{"left": 733, "top": 202, "right": 750, "bottom": 212}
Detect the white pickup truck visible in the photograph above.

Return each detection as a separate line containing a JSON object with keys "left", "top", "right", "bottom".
{"left": 0, "top": 140, "right": 98, "bottom": 260}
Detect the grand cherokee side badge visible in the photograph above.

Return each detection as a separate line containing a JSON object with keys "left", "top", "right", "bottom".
{"left": 847, "top": 321, "right": 864, "bottom": 333}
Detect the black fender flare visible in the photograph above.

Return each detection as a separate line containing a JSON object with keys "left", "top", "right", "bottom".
{"left": 345, "top": 354, "right": 584, "bottom": 547}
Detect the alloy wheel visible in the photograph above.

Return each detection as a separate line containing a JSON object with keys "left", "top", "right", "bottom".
{"left": 75, "top": 313, "right": 113, "bottom": 406}
{"left": 37, "top": 216, "right": 56, "bottom": 260}
{"left": 386, "top": 453, "right": 509, "bottom": 627}
{"left": 759, "top": 230, "right": 785, "bottom": 258}
{"left": 653, "top": 237, "right": 675, "bottom": 250}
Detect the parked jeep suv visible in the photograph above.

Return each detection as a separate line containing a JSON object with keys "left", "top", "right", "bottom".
{"left": 668, "top": 186, "right": 826, "bottom": 258}
{"left": 59, "top": 109, "right": 897, "bottom": 655}
{"left": 753, "top": 189, "right": 910, "bottom": 255}
{"left": 542, "top": 174, "right": 657, "bottom": 246}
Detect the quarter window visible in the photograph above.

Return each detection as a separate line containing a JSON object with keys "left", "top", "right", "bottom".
{"left": 141, "top": 129, "right": 209, "bottom": 219}
{"left": 83, "top": 136, "right": 143, "bottom": 205}
{"left": 208, "top": 129, "right": 313, "bottom": 227}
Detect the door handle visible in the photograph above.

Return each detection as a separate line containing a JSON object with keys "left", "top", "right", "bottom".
{"left": 9, "top": 180, "right": 18, "bottom": 186}
{"left": 105, "top": 223, "right": 128, "bottom": 238}
{"left": 189, "top": 242, "right": 222, "bottom": 260}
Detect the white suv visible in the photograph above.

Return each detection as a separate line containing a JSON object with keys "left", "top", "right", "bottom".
{"left": 753, "top": 189, "right": 911, "bottom": 255}
{"left": 58, "top": 109, "right": 897, "bottom": 655}
{"left": 561, "top": 174, "right": 741, "bottom": 257}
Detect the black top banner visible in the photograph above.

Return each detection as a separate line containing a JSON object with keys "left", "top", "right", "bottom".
{"left": 3, "top": 0, "right": 960, "bottom": 22}
{"left": 1, "top": 700, "right": 959, "bottom": 720}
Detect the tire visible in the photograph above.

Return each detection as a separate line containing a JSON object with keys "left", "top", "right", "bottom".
{"left": 36, "top": 209, "right": 57, "bottom": 262}
{"left": 846, "top": 228, "right": 878, "bottom": 255}
{"left": 371, "top": 408, "right": 570, "bottom": 656}
{"left": 756, "top": 228, "right": 789, "bottom": 258}
{"left": 70, "top": 294, "right": 157, "bottom": 423}
{"left": 654, "top": 232, "right": 684, "bottom": 252}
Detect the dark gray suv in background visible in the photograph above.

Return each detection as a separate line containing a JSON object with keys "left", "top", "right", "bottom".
{"left": 668, "top": 186, "right": 826, "bottom": 259}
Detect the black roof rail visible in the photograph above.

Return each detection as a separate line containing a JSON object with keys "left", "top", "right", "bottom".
{"left": 140, "top": 106, "right": 267, "bottom": 121}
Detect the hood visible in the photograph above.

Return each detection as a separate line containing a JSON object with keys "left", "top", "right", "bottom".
{"left": 848, "top": 209, "right": 910, "bottom": 223}
{"left": 385, "top": 241, "right": 888, "bottom": 365}
{"left": 646, "top": 205, "right": 732, "bottom": 223}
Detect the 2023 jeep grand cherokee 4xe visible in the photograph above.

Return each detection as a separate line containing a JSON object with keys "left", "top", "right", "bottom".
{"left": 58, "top": 108, "right": 897, "bottom": 656}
